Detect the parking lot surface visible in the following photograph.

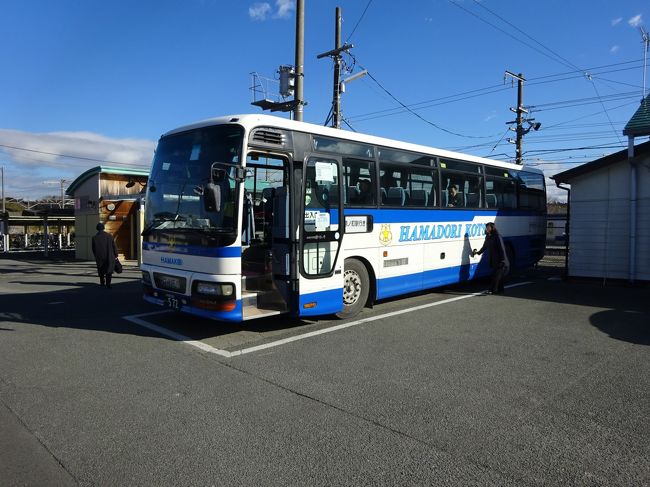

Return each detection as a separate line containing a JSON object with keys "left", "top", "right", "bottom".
{"left": 0, "top": 256, "right": 648, "bottom": 486}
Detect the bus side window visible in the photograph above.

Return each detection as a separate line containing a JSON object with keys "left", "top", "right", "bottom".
{"left": 343, "top": 158, "right": 376, "bottom": 207}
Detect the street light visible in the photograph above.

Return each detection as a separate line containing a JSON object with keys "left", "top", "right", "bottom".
{"left": 339, "top": 69, "right": 368, "bottom": 93}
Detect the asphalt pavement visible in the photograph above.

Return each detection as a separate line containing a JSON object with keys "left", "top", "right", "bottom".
{"left": 0, "top": 255, "right": 648, "bottom": 486}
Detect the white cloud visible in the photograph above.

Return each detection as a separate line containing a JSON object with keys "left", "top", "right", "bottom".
{"left": 248, "top": 2, "right": 271, "bottom": 21}
{"left": 0, "top": 129, "right": 155, "bottom": 199}
{"left": 483, "top": 111, "right": 497, "bottom": 122}
{"left": 628, "top": 14, "right": 643, "bottom": 27}
{"left": 610, "top": 45, "right": 620, "bottom": 53}
{"left": 611, "top": 17, "right": 622, "bottom": 26}
{"left": 248, "top": 1, "right": 293, "bottom": 21}
{"left": 274, "top": 0, "right": 295, "bottom": 19}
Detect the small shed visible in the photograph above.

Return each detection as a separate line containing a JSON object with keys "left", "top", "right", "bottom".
{"left": 66, "top": 166, "right": 149, "bottom": 262}
{"left": 552, "top": 98, "right": 650, "bottom": 283}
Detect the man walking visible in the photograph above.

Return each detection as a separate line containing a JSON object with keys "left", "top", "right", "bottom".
{"left": 91, "top": 222, "right": 118, "bottom": 288}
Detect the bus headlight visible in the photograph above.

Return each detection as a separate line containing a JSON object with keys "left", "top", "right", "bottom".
{"left": 195, "top": 282, "right": 235, "bottom": 297}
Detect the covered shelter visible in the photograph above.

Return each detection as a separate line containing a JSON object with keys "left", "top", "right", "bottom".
{"left": 66, "top": 166, "right": 149, "bottom": 262}
{"left": 552, "top": 95, "right": 650, "bottom": 283}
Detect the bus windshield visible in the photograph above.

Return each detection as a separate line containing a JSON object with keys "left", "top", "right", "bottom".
{"left": 144, "top": 125, "right": 243, "bottom": 244}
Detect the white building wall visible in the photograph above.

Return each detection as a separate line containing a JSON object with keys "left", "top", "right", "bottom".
{"left": 568, "top": 154, "right": 650, "bottom": 281}
{"left": 569, "top": 163, "right": 630, "bottom": 279}
{"left": 635, "top": 153, "right": 650, "bottom": 280}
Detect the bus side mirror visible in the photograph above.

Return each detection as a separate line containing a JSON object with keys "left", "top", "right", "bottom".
{"left": 203, "top": 183, "right": 221, "bottom": 212}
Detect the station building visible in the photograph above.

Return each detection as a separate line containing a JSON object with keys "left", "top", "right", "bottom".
{"left": 552, "top": 95, "right": 650, "bottom": 283}
{"left": 66, "top": 166, "right": 148, "bottom": 262}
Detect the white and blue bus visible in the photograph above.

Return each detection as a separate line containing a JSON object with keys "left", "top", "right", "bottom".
{"left": 141, "top": 114, "right": 546, "bottom": 321}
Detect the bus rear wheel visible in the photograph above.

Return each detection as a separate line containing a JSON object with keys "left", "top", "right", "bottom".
{"left": 336, "top": 259, "right": 369, "bottom": 319}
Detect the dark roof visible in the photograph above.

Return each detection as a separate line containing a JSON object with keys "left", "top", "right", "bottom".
{"left": 624, "top": 95, "right": 650, "bottom": 137}
{"left": 552, "top": 139, "right": 650, "bottom": 183}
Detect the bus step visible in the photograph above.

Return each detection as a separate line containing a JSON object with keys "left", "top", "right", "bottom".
{"left": 241, "top": 290, "right": 287, "bottom": 312}
{"left": 242, "top": 274, "right": 274, "bottom": 292}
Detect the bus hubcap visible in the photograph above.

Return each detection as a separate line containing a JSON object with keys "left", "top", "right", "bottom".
{"left": 343, "top": 269, "right": 361, "bottom": 305}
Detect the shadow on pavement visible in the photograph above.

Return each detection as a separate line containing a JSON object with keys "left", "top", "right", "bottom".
{"left": 0, "top": 277, "right": 316, "bottom": 343}
{"left": 0, "top": 257, "right": 647, "bottom": 346}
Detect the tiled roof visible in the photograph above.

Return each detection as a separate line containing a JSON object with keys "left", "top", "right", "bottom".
{"left": 624, "top": 94, "right": 650, "bottom": 137}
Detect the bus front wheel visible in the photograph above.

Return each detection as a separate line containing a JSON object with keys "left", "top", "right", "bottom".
{"left": 336, "top": 259, "right": 369, "bottom": 319}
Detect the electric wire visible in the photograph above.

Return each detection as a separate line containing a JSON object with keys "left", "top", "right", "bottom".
{"left": 451, "top": 0, "right": 626, "bottom": 143}
{"left": 0, "top": 143, "right": 150, "bottom": 168}
{"left": 345, "top": 0, "right": 373, "bottom": 42}
{"left": 352, "top": 59, "right": 500, "bottom": 138}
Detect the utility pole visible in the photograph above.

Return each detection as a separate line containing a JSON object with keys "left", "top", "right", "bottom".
{"left": 60, "top": 179, "right": 66, "bottom": 208}
{"left": 317, "top": 7, "right": 354, "bottom": 128}
{"left": 641, "top": 27, "right": 649, "bottom": 99}
{"left": 332, "top": 7, "right": 342, "bottom": 128}
{"left": 505, "top": 71, "right": 526, "bottom": 165}
{"left": 294, "top": 0, "right": 305, "bottom": 121}
{"left": 1, "top": 166, "right": 5, "bottom": 214}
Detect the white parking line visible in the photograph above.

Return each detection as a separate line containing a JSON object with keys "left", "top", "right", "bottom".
{"left": 124, "top": 281, "right": 533, "bottom": 358}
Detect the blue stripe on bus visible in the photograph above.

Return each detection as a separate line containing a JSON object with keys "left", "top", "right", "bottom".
{"left": 299, "top": 287, "right": 344, "bottom": 316}
{"left": 143, "top": 242, "right": 241, "bottom": 258}
{"left": 376, "top": 263, "right": 488, "bottom": 300}
{"left": 374, "top": 233, "right": 545, "bottom": 300}
{"left": 344, "top": 208, "right": 543, "bottom": 223}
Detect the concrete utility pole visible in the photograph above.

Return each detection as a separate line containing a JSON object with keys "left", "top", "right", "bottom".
{"left": 1, "top": 166, "right": 5, "bottom": 214}
{"left": 294, "top": 0, "right": 305, "bottom": 121}
{"left": 59, "top": 179, "right": 67, "bottom": 208}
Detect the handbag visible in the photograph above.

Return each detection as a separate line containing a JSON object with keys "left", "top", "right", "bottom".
{"left": 114, "top": 258, "right": 123, "bottom": 274}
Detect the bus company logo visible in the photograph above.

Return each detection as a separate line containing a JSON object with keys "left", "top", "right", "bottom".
{"left": 379, "top": 224, "right": 393, "bottom": 246}
{"left": 161, "top": 256, "right": 183, "bottom": 266}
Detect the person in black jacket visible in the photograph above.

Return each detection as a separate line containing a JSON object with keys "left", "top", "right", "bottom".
{"left": 473, "top": 222, "right": 509, "bottom": 294}
{"left": 91, "top": 222, "right": 118, "bottom": 288}
{"left": 447, "top": 184, "right": 463, "bottom": 207}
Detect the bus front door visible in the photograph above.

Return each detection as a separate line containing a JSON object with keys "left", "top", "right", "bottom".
{"left": 298, "top": 155, "right": 345, "bottom": 317}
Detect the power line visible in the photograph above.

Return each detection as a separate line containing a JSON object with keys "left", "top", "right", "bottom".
{"left": 347, "top": 61, "right": 643, "bottom": 124}
{"left": 0, "top": 143, "right": 150, "bottom": 168}
{"left": 451, "top": 0, "right": 626, "bottom": 143}
{"left": 471, "top": 0, "right": 583, "bottom": 73}
{"left": 352, "top": 59, "right": 499, "bottom": 138}
{"left": 345, "top": 0, "right": 373, "bottom": 42}
{"left": 447, "top": 0, "right": 577, "bottom": 71}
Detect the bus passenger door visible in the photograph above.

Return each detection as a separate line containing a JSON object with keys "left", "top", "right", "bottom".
{"left": 298, "top": 155, "right": 345, "bottom": 316}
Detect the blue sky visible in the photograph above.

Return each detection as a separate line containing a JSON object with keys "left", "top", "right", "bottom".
{"left": 1, "top": 0, "right": 648, "bottom": 201}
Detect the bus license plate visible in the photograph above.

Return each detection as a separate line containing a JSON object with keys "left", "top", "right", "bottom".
{"left": 165, "top": 294, "right": 181, "bottom": 310}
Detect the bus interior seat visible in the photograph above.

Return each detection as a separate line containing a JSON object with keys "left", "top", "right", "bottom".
{"left": 486, "top": 193, "right": 497, "bottom": 208}
{"left": 466, "top": 192, "right": 479, "bottom": 207}
{"left": 410, "top": 189, "right": 428, "bottom": 206}
{"left": 380, "top": 187, "right": 387, "bottom": 203}
{"left": 441, "top": 190, "right": 448, "bottom": 207}
{"left": 429, "top": 190, "right": 436, "bottom": 206}
{"left": 386, "top": 187, "right": 406, "bottom": 206}
{"left": 502, "top": 193, "right": 516, "bottom": 208}
{"left": 347, "top": 185, "right": 359, "bottom": 204}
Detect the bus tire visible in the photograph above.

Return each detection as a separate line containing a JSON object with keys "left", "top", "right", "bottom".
{"left": 336, "top": 259, "right": 369, "bottom": 319}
